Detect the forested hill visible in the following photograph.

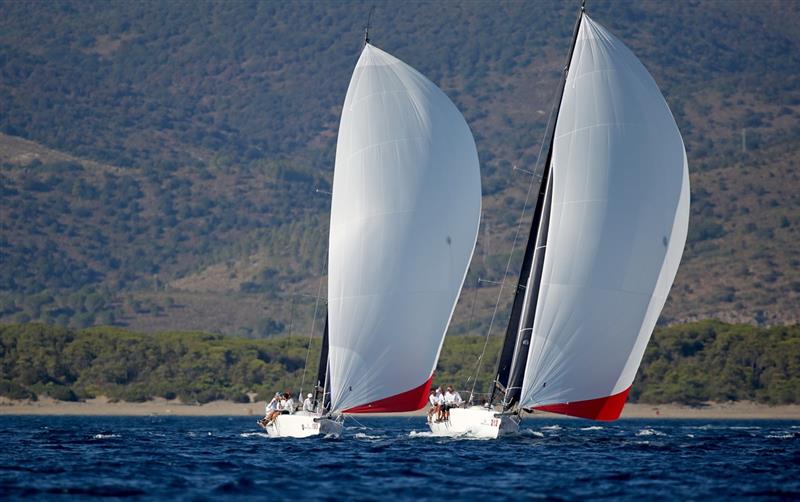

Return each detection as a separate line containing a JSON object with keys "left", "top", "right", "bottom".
{"left": 1, "top": 321, "right": 798, "bottom": 405}
{"left": 1, "top": 0, "right": 799, "bottom": 337}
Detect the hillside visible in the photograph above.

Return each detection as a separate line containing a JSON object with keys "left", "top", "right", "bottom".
{"left": 1, "top": 0, "right": 799, "bottom": 336}
{"left": 1, "top": 321, "right": 797, "bottom": 405}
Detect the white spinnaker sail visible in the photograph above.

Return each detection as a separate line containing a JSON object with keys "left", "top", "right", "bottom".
{"left": 328, "top": 44, "right": 481, "bottom": 413}
{"left": 519, "top": 15, "right": 690, "bottom": 415}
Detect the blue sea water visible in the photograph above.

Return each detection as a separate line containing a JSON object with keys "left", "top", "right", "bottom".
{"left": 0, "top": 416, "right": 798, "bottom": 500}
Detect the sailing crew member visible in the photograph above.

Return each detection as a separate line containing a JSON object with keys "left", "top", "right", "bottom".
{"left": 264, "top": 392, "right": 284, "bottom": 425}
{"left": 282, "top": 392, "right": 295, "bottom": 414}
{"left": 452, "top": 387, "right": 463, "bottom": 407}
{"left": 427, "top": 390, "right": 439, "bottom": 421}
{"left": 443, "top": 386, "right": 454, "bottom": 420}
{"left": 443, "top": 385, "right": 462, "bottom": 421}
{"left": 303, "top": 393, "right": 314, "bottom": 412}
{"left": 266, "top": 392, "right": 281, "bottom": 414}
{"left": 435, "top": 387, "right": 446, "bottom": 422}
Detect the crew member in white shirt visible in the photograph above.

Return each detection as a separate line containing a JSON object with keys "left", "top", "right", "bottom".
{"left": 302, "top": 393, "right": 314, "bottom": 413}
{"left": 443, "top": 385, "right": 462, "bottom": 421}
{"left": 427, "top": 390, "right": 439, "bottom": 421}
{"left": 443, "top": 386, "right": 454, "bottom": 421}
{"left": 262, "top": 392, "right": 283, "bottom": 426}
{"left": 283, "top": 393, "right": 295, "bottom": 414}
{"left": 452, "top": 388, "right": 463, "bottom": 407}
{"left": 435, "top": 387, "right": 446, "bottom": 422}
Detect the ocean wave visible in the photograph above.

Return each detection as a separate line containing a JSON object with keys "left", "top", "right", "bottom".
{"left": 580, "top": 426, "right": 603, "bottom": 431}
{"left": 766, "top": 433, "right": 795, "bottom": 439}
{"left": 541, "top": 425, "right": 562, "bottom": 431}
{"left": 92, "top": 434, "right": 121, "bottom": 439}
{"left": 636, "top": 428, "right": 666, "bottom": 437}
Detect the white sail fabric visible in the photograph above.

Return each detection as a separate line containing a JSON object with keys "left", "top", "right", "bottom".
{"left": 328, "top": 44, "right": 481, "bottom": 413}
{"left": 519, "top": 15, "right": 690, "bottom": 409}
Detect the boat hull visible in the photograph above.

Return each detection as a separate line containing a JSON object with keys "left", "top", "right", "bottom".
{"left": 259, "top": 413, "right": 343, "bottom": 438}
{"left": 427, "top": 406, "right": 519, "bottom": 439}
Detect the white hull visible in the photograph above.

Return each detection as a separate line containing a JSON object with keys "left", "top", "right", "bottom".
{"left": 427, "top": 406, "right": 520, "bottom": 439}
{"left": 259, "top": 412, "right": 343, "bottom": 438}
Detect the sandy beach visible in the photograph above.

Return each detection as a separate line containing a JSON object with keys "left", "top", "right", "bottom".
{"left": 1, "top": 396, "right": 798, "bottom": 419}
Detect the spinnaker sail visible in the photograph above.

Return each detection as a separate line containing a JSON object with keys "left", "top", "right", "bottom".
{"left": 328, "top": 44, "right": 482, "bottom": 414}
{"left": 517, "top": 14, "right": 690, "bottom": 420}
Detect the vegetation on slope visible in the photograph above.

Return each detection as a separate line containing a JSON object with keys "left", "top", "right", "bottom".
{"left": 1, "top": 321, "right": 797, "bottom": 406}
{"left": 1, "top": 0, "right": 799, "bottom": 333}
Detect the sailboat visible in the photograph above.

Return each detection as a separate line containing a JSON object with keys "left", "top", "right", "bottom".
{"left": 429, "top": 4, "right": 690, "bottom": 438}
{"left": 262, "top": 32, "right": 482, "bottom": 438}
{"left": 259, "top": 321, "right": 342, "bottom": 438}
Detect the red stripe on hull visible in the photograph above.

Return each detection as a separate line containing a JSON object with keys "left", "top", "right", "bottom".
{"left": 343, "top": 375, "right": 434, "bottom": 414}
{"left": 533, "top": 386, "right": 631, "bottom": 421}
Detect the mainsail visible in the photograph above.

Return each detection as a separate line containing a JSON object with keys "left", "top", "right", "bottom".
{"left": 513, "top": 13, "right": 690, "bottom": 420}
{"left": 328, "top": 44, "right": 482, "bottom": 413}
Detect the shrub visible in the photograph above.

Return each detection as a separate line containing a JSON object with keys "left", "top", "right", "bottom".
{"left": 0, "top": 380, "right": 37, "bottom": 401}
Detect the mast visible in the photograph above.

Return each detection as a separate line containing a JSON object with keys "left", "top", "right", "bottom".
{"left": 314, "top": 316, "right": 330, "bottom": 412}
{"left": 364, "top": 5, "right": 374, "bottom": 45}
{"left": 490, "top": 2, "right": 586, "bottom": 409}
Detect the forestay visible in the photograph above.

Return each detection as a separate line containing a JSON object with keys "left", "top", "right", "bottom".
{"left": 519, "top": 15, "right": 690, "bottom": 419}
{"left": 328, "top": 44, "right": 481, "bottom": 413}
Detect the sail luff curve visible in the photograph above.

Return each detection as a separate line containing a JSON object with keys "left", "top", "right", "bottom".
{"left": 328, "top": 44, "right": 481, "bottom": 414}
{"left": 518, "top": 15, "right": 690, "bottom": 419}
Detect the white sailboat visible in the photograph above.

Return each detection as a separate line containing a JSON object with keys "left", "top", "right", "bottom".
{"left": 259, "top": 323, "right": 343, "bottom": 438}
{"left": 430, "top": 5, "right": 690, "bottom": 438}
{"left": 263, "top": 34, "right": 482, "bottom": 437}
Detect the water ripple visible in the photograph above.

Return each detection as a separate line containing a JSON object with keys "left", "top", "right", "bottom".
{"left": 0, "top": 416, "right": 797, "bottom": 500}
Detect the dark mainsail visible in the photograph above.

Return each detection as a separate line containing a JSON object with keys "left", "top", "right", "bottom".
{"left": 490, "top": 6, "right": 586, "bottom": 411}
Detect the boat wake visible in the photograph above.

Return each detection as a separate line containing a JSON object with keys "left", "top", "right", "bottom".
{"left": 408, "top": 430, "right": 435, "bottom": 438}
{"left": 408, "top": 430, "right": 491, "bottom": 441}
{"left": 521, "top": 429, "right": 545, "bottom": 438}
{"left": 353, "top": 432, "right": 384, "bottom": 440}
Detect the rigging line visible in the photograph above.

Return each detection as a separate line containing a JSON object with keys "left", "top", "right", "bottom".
{"left": 459, "top": 276, "right": 482, "bottom": 393}
{"left": 299, "top": 265, "right": 327, "bottom": 400}
{"left": 466, "top": 75, "right": 563, "bottom": 404}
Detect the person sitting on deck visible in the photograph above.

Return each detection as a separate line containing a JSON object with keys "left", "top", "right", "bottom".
{"left": 442, "top": 385, "right": 462, "bottom": 421}
{"left": 260, "top": 392, "right": 283, "bottom": 427}
{"left": 443, "top": 386, "right": 454, "bottom": 420}
{"left": 427, "top": 390, "right": 439, "bottom": 421}
{"left": 434, "top": 387, "right": 446, "bottom": 422}
{"left": 302, "top": 393, "right": 314, "bottom": 413}
{"left": 282, "top": 392, "right": 295, "bottom": 414}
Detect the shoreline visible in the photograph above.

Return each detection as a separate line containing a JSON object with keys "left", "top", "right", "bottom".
{"left": 1, "top": 397, "right": 798, "bottom": 419}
